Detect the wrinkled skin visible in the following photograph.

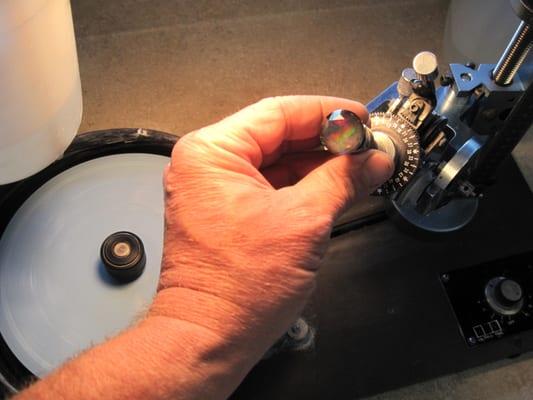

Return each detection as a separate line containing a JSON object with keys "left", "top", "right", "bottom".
{"left": 17, "top": 96, "right": 393, "bottom": 400}
{"left": 151, "top": 95, "right": 393, "bottom": 360}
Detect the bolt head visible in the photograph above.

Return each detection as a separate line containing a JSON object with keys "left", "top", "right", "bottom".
{"left": 287, "top": 318, "right": 309, "bottom": 341}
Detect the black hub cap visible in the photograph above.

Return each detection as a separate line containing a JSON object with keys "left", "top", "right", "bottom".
{"left": 100, "top": 231, "right": 146, "bottom": 283}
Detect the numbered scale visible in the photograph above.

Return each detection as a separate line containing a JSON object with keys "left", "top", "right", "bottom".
{"left": 369, "top": 112, "right": 420, "bottom": 196}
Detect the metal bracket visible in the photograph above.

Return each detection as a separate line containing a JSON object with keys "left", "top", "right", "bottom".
{"left": 450, "top": 64, "right": 524, "bottom": 96}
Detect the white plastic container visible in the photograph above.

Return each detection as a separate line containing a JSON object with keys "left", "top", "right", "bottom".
{"left": 442, "top": 0, "right": 520, "bottom": 64}
{"left": 0, "top": 0, "right": 82, "bottom": 184}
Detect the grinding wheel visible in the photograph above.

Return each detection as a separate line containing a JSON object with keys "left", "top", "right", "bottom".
{"left": 0, "top": 129, "right": 176, "bottom": 393}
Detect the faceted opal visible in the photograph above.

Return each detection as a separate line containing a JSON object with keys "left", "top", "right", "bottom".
{"left": 320, "top": 109, "right": 365, "bottom": 155}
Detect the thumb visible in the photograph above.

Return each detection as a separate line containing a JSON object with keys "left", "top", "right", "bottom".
{"left": 291, "top": 150, "right": 394, "bottom": 219}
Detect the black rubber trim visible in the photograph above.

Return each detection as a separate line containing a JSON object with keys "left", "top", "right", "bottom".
{"left": 331, "top": 211, "right": 388, "bottom": 238}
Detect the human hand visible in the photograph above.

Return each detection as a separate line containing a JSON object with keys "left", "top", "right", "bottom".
{"left": 15, "top": 96, "right": 393, "bottom": 400}
{"left": 150, "top": 96, "right": 393, "bottom": 368}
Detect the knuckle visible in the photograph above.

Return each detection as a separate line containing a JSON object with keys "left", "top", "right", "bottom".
{"left": 255, "top": 96, "right": 286, "bottom": 118}
{"left": 256, "top": 96, "right": 280, "bottom": 109}
{"left": 171, "top": 131, "right": 200, "bottom": 156}
{"left": 170, "top": 130, "right": 215, "bottom": 169}
{"left": 166, "top": 131, "right": 211, "bottom": 195}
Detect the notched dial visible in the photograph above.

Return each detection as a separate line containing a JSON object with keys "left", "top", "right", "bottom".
{"left": 370, "top": 112, "right": 421, "bottom": 196}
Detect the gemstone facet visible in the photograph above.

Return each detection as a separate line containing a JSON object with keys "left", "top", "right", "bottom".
{"left": 320, "top": 109, "right": 366, "bottom": 155}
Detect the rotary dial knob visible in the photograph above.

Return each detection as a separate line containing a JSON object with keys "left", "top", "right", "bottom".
{"left": 485, "top": 277, "right": 525, "bottom": 316}
{"left": 369, "top": 112, "right": 421, "bottom": 196}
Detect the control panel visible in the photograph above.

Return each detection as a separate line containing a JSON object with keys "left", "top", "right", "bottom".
{"left": 441, "top": 251, "right": 533, "bottom": 346}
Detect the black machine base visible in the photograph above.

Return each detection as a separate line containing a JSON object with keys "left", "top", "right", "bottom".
{"left": 231, "top": 157, "right": 533, "bottom": 399}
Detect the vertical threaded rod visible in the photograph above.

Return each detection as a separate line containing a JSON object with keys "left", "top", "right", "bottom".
{"left": 493, "top": 21, "right": 533, "bottom": 86}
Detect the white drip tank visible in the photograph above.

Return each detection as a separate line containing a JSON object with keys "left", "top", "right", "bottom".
{"left": 0, "top": 0, "right": 82, "bottom": 184}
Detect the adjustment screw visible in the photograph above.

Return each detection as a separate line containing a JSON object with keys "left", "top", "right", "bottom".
{"left": 441, "top": 274, "right": 450, "bottom": 283}
{"left": 287, "top": 318, "right": 309, "bottom": 341}
{"left": 398, "top": 68, "right": 418, "bottom": 96}
{"left": 440, "top": 74, "right": 454, "bottom": 86}
{"left": 284, "top": 318, "right": 315, "bottom": 351}
{"left": 410, "top": 103, "right": 420, "bottom": 113}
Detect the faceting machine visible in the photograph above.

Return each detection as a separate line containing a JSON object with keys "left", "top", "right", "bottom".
{"left": 0, "top": 0, "right": 532, "bottom": 398}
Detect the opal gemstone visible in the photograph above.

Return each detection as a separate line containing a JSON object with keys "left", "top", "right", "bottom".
{"left": 320, "top": 109, "right": 365, "bottom": 155}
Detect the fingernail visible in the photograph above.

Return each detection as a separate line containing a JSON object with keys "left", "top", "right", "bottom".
{"left": 361, "top": 152, "right": 394, "bottom": 188}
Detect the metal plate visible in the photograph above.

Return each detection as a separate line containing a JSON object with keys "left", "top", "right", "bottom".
{"left": 0, "top": 153, "right": 168, "bottom": 378}
{"left": 441, "top": 251, "right": 533, "bottom": 347}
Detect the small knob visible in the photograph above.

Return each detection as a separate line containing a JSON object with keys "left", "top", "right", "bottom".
{"left": 485, "top": 277, "right": 524, "bottom": 316}
{"left": 397, "top": 68, "right": 418, "bottom": 97}
{"left": 412, "top": 51, "right": 439, "bottom": 83}
{"left": 499, "top": 279, "right": 523, "bottom": 305}
{"left": 100, "top": 231, "right": 146, "bottom": 283}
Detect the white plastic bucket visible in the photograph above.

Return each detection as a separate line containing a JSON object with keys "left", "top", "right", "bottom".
{"left": 0, "top": 0, "right": 82, "bottom": 184}
{"left": 442, "top": 0, "right": 521, "bottom": 64}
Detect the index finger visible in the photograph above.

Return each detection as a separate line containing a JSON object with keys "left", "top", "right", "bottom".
{"left": 203, "top": 95, "right": 369, "bottom": 168}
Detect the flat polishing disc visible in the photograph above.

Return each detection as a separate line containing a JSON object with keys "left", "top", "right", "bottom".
{"left": 0, "top": 153, "right": 169, "bottom": 378}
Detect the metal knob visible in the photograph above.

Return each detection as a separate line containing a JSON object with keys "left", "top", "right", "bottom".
{"left": 397, "top": 68, "right": 418, "bottom": 97}
{"left": 485, "top": 277, "right": 524, "bottom": 316}
{"left": 412, "top": 51, "right": 439, "bottom": 84}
